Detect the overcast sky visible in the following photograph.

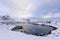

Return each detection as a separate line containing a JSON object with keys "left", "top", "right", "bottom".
{"left": 0, "top": 0, "right": 60, "bottom": 20}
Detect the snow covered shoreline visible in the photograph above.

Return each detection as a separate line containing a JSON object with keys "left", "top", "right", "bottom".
{"left": 0, "top": 22, "right": 60, "bottom": 40}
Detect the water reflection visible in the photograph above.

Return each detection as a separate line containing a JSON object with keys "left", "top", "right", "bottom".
{"left": 11, "top": 23, "right": 57, "bottom": 36}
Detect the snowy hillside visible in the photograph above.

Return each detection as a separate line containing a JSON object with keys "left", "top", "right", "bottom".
{"left": 0, "top": 15, "right": 16, "bottom": 25}
{"left": 0, "top": 22, "right": 60, "bottom": 40}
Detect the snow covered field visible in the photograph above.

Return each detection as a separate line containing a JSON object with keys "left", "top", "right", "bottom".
{"left": 0, "top": 22, "right": 60, "bottom": 40}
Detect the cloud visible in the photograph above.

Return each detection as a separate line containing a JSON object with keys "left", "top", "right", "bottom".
{"left": 41, "top": 12, "right": 60, "bottom": 19}
{"left": 10, "top": 0, "right": 34, "bottom": 18}
{"left": 13, "top": 10, "right": 32, "bottom": 18}
{"left": 41, "top": 0, "right": 60, "bottom": 5}
{"left": 10, "top": 0, "right": 35, "bottom": 10}
{"left": 0, "top": 0, "right": 60, "bottom": 19}
{"left": 41, "top": 15, "right": 52, "bottom": 19}
{"left": 0, "top": 0, "right": 35, "bottom": 18}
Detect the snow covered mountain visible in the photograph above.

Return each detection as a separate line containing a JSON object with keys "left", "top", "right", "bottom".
{"left": 0, "top": 15, "right": 16, "bottom": 25}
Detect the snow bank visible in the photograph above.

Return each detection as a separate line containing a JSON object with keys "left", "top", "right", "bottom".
{"left": 0, "top": 23, "right": 60, "bottom": 40}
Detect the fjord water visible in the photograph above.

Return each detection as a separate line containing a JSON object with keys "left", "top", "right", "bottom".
{"left": 11, "top": 23, "right": 57, "bottom": 36}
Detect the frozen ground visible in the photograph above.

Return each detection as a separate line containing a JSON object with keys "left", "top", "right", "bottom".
{"left": 0, "top": 22, "right": 60, "bottom": 40}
